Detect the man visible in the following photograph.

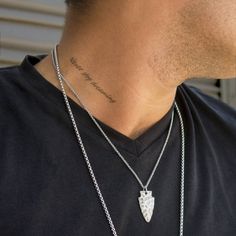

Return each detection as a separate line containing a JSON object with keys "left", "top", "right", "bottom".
{"left": 0, "top": 0, "right": 235, "bottom": 235}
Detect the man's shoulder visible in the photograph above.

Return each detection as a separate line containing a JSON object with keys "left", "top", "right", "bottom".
{"left": 180, "top": 82, "right": 236, "bottom": 128}
{"left": 0, "top": 64, "right": 29, "bottom": 114}
{"left": 0, "top": 65, "right": 23, "bottom": 90}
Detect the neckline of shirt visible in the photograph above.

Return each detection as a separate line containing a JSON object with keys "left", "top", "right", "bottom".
{"left": 20, "top": 54, "right": 179, "bottom": 157}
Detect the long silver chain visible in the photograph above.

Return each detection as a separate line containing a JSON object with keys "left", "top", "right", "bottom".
{"left": 51, "top": 45, "right": 185, "bottom": 235}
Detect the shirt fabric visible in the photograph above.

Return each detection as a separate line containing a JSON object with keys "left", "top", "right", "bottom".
{"left": 0, "top": 55, "right": 235, "bottom": 236}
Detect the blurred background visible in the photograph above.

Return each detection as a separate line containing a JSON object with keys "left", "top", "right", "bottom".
{"left": 0, "top": 0, "right": 235, "bottom": 108}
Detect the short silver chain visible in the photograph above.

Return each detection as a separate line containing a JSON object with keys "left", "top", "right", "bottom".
{"left": 58, "top": 74, "right": 174, "bottom": 191}
{"left": 51, "top": 45, "right": 185, "bottom": 236}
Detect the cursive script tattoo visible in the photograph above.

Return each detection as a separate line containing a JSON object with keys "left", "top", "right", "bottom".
{"left": 70, "top": 57, "right": 116, "bottom": 103}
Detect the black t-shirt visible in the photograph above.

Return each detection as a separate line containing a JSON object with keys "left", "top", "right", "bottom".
{"left": 0, "top": 55, "right": 235, "bottom": 236}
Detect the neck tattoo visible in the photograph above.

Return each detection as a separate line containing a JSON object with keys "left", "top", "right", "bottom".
{"left": 70, "top": 57, "right": 116, "bottom": 103}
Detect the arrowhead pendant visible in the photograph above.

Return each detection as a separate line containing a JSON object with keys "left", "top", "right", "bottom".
{"left": 138, "top": 190, "right": 155, "bottom": 223}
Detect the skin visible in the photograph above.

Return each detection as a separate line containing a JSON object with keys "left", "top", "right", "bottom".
{"left": 35, "top": 0, "right": 236, "bottom": 139}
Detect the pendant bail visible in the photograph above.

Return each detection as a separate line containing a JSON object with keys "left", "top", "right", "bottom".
{"left": 143, "top": 186, "right": 148, "bottom": 193}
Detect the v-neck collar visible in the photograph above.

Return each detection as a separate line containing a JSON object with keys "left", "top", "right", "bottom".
{"left": 20, "top": 54, "right": 176, "bottom": 156}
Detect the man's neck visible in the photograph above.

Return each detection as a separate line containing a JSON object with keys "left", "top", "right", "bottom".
{"left": 35, "top": 2, "right": 186, "bottom": 139}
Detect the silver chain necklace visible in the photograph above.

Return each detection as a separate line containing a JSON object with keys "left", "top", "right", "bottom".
{"left": 51, "top": 45, "right": 185, "bottom": 236}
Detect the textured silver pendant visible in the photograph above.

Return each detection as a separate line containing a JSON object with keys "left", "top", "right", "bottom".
{"left": 138, "top": 190, "right": 155, "bottom": 223}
